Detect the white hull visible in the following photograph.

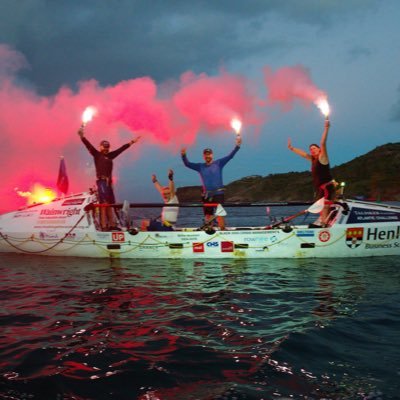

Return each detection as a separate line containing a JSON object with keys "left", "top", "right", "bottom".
{"left": 1, "top": 193, "right": 399, "bottom": 259}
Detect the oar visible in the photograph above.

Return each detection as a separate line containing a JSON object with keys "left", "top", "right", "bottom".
{"left": 199, "top": 204, "right": 227, "bottom": 230}
{"left": 269, "top": 197, "right": 325, "bottom": 228}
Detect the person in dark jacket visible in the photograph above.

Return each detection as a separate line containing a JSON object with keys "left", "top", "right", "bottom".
{"left": 287, "top": 118, "right": 336, "bottom": 226}
{"left": 78, "top": 126, "right": 140, "bottom": 230}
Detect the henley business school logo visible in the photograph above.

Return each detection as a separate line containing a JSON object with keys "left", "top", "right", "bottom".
{"left": 345, "top": 227, "right": 364, "bottom": 249}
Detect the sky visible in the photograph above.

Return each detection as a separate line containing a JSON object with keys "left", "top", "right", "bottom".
{"left": 0, "top": 0, "right": 399, "bottom": 211}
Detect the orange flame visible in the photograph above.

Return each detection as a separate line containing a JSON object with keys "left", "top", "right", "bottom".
{"left": 16, "top": 184, "right": 56, "bottom": 205}
{"left": 230, "top": 118, "right": 242, "bottom": 135}
{"left": 81, "top": 106, "right": 97, "bottom": 125}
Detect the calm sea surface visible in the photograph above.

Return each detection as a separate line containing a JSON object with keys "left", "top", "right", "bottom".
{"left": 1, "top": 207, "right": 400, "bottom": 399}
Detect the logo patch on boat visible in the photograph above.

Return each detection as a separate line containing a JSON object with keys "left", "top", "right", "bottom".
{"left": 345, "top": 227, "right": 364, "bottom": 248}
{"left": 347, "top": 207, "right": 400, "bottom": 223}
{"left": 61, "top": 198, "right": 86, "bottom": 206}
{"left": 296, "top": 230, "right": 315, "bottom": 237}
{"left": 112, "top": 232, "right": 125, "bottom": 242}
{"left": 193, "top": 242, "right": 204, "bottom": 253}
{"left": 318, "top": 230, "right": 331, "bottom": 242}
{"left": 221, "top": 241, "right": 234, "bottom": 252}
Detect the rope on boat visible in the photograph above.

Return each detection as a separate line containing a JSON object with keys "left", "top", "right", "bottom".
{"left": 0, "top": 214, "right": 86, "bottom": 254}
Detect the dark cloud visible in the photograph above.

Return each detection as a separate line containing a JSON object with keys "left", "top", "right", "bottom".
{"left": 0, "top": 0, "right": 380, "bottom": 94}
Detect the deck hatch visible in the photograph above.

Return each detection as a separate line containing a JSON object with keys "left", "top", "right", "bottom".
{"left": 169, "top": 243, "right": 183, "bottom": 249}
{"left": 107, "top": 244, "right": 121, "bottom": 250}
{"left": 234, "top": 243, "right": 249, "bottom": 249}
{"left": 300, "top": 243, "right": 315, "bottom": 248}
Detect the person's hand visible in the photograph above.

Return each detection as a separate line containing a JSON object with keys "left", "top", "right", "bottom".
{"left": 152, "top": 174, "right": 157, "bottom": 183}
{"left": 130, "top": 136, "right": 141, "bottom": 145}
{"left": 325, "top": 119, "right": 330, "bottom": 128}
{"left": 287, "top": 138, "right": 293, "bottom": 151}
{"left": 236, "top": 135, "right": 242, "bottom": 146}
{"left": 181, "top": 147, "right": 187, "bottom": 156}
{"left": 78, "top": 127, "right": 85, "bottom": 138}
{"left": 168, "top": 169, "right": 174, "bottom": 181}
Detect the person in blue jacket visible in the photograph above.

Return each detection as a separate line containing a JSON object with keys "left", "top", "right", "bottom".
{"left": 181, "top": 135, "right": 241, "bottom": 230}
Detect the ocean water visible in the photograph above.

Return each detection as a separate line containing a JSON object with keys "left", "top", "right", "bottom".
{"left": 1, "top": 254, "right": 399, "bottom": 400}
{"left": 1, "top": 205, "right": 400, "bottom": 399}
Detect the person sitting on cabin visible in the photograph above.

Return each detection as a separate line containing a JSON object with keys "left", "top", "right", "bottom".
{"left": 143, "top": 169, "right": 179, "bottom": 231}
{"left": 181, "top": 135, "right": 241, "bottom": 230}
{"left": 287, "top": 118, "right": 337, "bottom": 226}
{"left": 78, "top": 126, "right": 141, "bottom": 231}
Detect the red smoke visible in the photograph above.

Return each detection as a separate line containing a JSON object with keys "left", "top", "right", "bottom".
{"left": 0, "top": 44, "right": 327, "bottom": 212}
{"left": 263, "top": 65, "right": 328, "bottom": 111}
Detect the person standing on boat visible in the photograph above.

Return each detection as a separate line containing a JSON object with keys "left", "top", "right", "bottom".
{"left": 78, "top": 126, "right": 141, "bottom": 231}
{"left": 144, "top": 169, "right": 179, "bottom": 231}
{"left": 287, "top": 118, "right": 336, "bottom": 225}
{"left": 181, "top": 135, "right": 242, "bottom": 230}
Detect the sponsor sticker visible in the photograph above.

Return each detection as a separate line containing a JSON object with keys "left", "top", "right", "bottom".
{"left": 318, "top": 230, "right": 331, "bottom": 242}
{"left": 193, "top": 242, "right": 204, "bottom": 253}
{"left": 61, "top": 198, "right": 86, "bottom": 206}
{"left": 112, "top": 232, "right": 125, "bottom": 242}
{"left": 221, "top": 241, "right": 234, "bottom": 252}
{"left": 346, "top": 227, "right": 364, "bottom": 249}
{"left": 296, "top": 230, "right": 315, "bottom": 237}
{"left": 347, "top": 207, "right": 400, "bottom": 223}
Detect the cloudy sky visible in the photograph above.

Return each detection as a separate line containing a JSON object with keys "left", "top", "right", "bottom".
{"left": 0, "top": 0, "right": 399, "bottom": 210}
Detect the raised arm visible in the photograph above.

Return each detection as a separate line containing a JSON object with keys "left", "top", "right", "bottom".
{"left": 110, "top": 136, "right": 142, "bottom": 159}
{"left": 152, "top": 174, "right": 164, "bottom": 196}
{"left": 287, "top": 138, "right": 311, "bottom": 161}
{"left": 181, "top": 147, "right": 201, "bottom": 171}
{"left": 319, "top": 119, "right": 330, "bottom": 164}
{"left": 78, "top": 127, "right": 98, "bottom": 156}
{"left": 168, "top": 169, "right": 175, "bottom": 196}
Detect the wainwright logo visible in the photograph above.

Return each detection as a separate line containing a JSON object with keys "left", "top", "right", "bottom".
{"left": 345, "top": 228, "right": 364, "bottom": 249}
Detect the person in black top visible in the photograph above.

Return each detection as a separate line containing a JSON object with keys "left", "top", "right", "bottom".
{"left": 78, "top": 126, "right": 140, "bottom": 230}
{"left": 287, "top": 118, "right": 336, "bottom": 225}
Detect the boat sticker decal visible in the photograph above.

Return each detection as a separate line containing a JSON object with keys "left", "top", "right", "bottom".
{"left": 61, "top": 198, "right": 86, "bottom": 206}
{"left": 221, "top": 241, "right": 234, "bottom": 252}
{"left": 296, "top": 230, "right": 315, "bottom": 237}
{"left": 193, "top": 242, "right": 204, "bottom": 253}
{"left": 347, "top": 207, "right": 400, "bottom": 223}
{"left": 112, "top": 232, "right": 125, "bottom": 242}
{"left": 365, "top": 226, "right": 400, "bottom": 241}
{"left": 345, "top": 227, "right": 364, "bottom": 248}
{"left": 318, "top": 230, "right": 331, "bottom": 242}
{"left": 39, "top": 232, "right": 59, "bottom": 239}
{"left": 39, "top": 207, "right": 81, "bottom": 217}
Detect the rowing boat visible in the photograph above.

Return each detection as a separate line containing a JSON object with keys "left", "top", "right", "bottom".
{"left": 0, "top": 192, "right": 399, "bottom": 258}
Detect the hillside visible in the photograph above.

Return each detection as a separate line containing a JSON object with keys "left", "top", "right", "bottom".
{"left": 177, "top": 142, "right": 400, "bottom": 202}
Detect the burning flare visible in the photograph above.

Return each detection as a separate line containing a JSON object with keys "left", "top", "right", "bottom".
{"left": 315, "top": 97, "right": 330, "bottom": 118}
{"left": 81, "top": 106, "right": 97, "bottom": 126}
{"left": 16, "top": 184, "right": 56, "bottom": 205}
{"left": 230, "top": 118, "right": 242, "bottom": 135}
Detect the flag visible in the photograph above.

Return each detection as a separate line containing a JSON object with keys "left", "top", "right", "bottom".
{"left": 57, "top": 156, "right": 69, "bottom": 194}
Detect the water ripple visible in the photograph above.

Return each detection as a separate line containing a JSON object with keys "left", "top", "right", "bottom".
{"left": 0, "top": 255, "right": 399, "bottom": 399}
